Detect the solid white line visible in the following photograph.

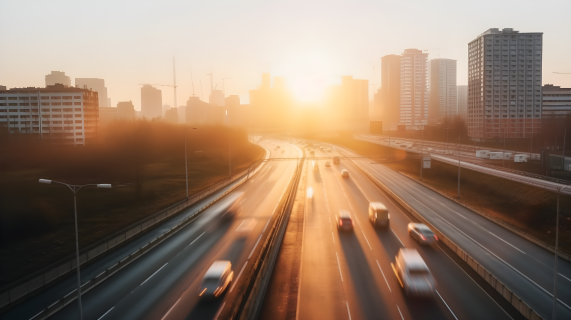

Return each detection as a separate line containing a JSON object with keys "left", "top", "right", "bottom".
{"left": 331, "top": 231, "right": 336, "bottom": 244}
{"left": 336, "top": 252, "right": 344, "bottom": 282}
{"left": 186, "top": 232, "right": 205, "bottom": 248}
{"left": 160, "top": 296, "right": 182, "bottom": 320}
{"left": 487, "top": 231, "right": 526, "bottom": 254}
{"left": 229, "top": 262, "right": 248, "bottom": 292}
{"left": 213, "top": 302, "right": 226, "bottom": 320}
{"left": 396, "top": 305, "right": 405, "bottom": 320}
{"left": 235, "top": 220, "right": 246, "bottom": 231}
{"left": 376, "top": 260, "right": 391, "bottom": 292}
{"left": 248, "top": 235, "right": 262, "bottom": 259}
{"left": 346, "top": 301, "right": 352, "bottom": 320}
{"left": 391, "top": 229, "right": 405, "bottom": 247}
{"left": 361, "top": 230, "right": 372, "bottom": 251}
{"left": 141, "top": 263, "right": 167, "bottom": 285}
{"left": 436, "top": 290, "right": 458, "bottom": 320}
{"left": 560, "top": 273, "right": 571, "bottom": 282}
{"left": 97, "top": 307, "right": 114, "bottom": 320}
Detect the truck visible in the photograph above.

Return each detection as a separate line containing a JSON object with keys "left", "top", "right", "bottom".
{"left": 513, "top": 154, "right": 529, "bottom": 163}
{"left": 475, "top": 150, "right": 489, "bottom": 158}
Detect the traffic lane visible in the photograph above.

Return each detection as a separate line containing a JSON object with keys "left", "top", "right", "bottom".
{"left": 343, "top": 159, "right": 517, "bottom": 320}
{"left": 324, "top": 164, "right": 455, "bottom": 320}
{"left": 49, "top": 142, "right": 297, "bottom": 320}
{"left": 353, "top": 159, "right": 571, "bottom": 318}
{"left": 360, "top": 161, "right": 571, "bottom": 307}
{"left": 297, "top": 162, "right": 348, "bottom": 320}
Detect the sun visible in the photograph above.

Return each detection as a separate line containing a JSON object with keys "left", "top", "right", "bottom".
{"left": 288, "top": 74, "right": 328, "bottom": 102}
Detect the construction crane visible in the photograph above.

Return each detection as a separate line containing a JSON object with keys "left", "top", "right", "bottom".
{"left": 554, "top": 72, "right": 571, "bottom": 75}
{"left": 138, "top": 56, "right": 179, "bottom": 111}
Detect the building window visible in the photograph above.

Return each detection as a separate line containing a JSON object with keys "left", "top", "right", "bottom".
{"left": 51, "top": 102, "right": 61, "bottom": 106}
{"left": 51, "top": 96, "right": 61, "bottom": 100}
{"left": 74, "top": 102, "right": 81, "bottom": 105}
{"left": 63, "top": 102, "right": 72, "bottom": 106}
{"left": 74, "top": 96, "right": 81, "bottom": 99}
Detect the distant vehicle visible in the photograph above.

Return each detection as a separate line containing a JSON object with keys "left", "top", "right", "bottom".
{"left": 393, "top": 249, "right": 435, "bottom": 297}
{"left": 216, "top": 192, "right": 244, "bottom": 220}
{"left": 514, "top": 154, "right": 529, "bottom": 163}
{"left": 310, "top": 150, "right": 315, "bottom": 156}
{"left": 369, "top": 202, "right": 389, "bottom": 229}
{"left": 325, "top": 161, "right": 331, "bottom": 167}
{"left": 281, "top": 150, "right": 284, "bottom": 154}
{"left": 199, "top": 261, "right": 234, "bottom": 299}
{"left": 336, "top": 210, "right": 353, "bottom": 232}
{"left": 333, "top": 156, "right": 340, "bottom": 164}
{"left": 327, "top": 149, "right": 332, "bottom": 153}
{"left": 341, "top": 169, "right": 349, "bottom": 178}
{"left": 408, "top": 223, "right": 438, "bottom": 245}
{"left": 277, "top": 146, "right": 280, "bottom": 148}
{"left": 312, "top": 161, "right": 318, "bottom": 171}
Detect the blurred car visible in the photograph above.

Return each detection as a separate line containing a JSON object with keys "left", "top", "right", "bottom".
{"left": 333, "top": 156, "right": 340, "bottom": 164}
{"left": 327, "top": 149, "right": 332, "bottom": 153}
{"left": 281, "top": 150, "right": 284, "bottom": 154}
{"left": 216, "top": 192, "right": 244, "bottom": 220}
{"left": 199, "top": 261, "right": 234, "bottom": 299}
{"left": 392, "top": 249, "right": 435, "bottom": 297}
{"left": 369, "top": 202, "right": 389, "bottom": 229}
{"left": 408, "top": 223, "right": 438, "bottom": 245}
{"left": 336, "top": 210, "right": 353, "bottom": 232}
{"left": 277, "top": 146, "right": 280, "bottom": 148}
{"left": 325, "top": 161, "right": 331, "bottom": 167}
{"left": 341, "top": 169, "right": 349, "bottom": 178}
{"left": 310, "top": 150, "right": 315, "bottom": 156}
{"left": 312, "top": 161, "right": 318, "bottom": 171}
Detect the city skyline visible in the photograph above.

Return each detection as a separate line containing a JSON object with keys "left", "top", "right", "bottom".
{"left": 1, "top": 0, "right": 570, "bottom": 110}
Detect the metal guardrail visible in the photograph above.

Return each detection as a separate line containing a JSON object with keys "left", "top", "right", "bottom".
{"left": 25, "top": 151, "right": 272, "bottom": 320}
{"left": 0, "top": 150, "right": 271, "bottom": 313}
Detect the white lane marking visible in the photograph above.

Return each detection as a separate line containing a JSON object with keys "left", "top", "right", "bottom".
{"left": 98, "top": 307, "right": 114, "bottom": 320}
{"left": 436, "top": 290, "right": 458, "bottom": 320}
{"left": 186, "top": 232, "right": 205, "bottom": 248}
{"left": 248, "top": 235, "right": 262, "bottom": 259}
{"left": 262, "top": 181, "right": 289, "bottom": 233}
{"left": 362, "top": 164, "right": 571, "bottom": 309}
{"left": 376, "top": 260, "right": 391, "bottom": 292}
{"left": 331, "top": 231, "right": 336, "bottom": 244}
{"left": 361, "top": 230, "right": 372, "bottom": 251}
{"left": 141, "top": 263, "right": 167, "bottom": 285}
{"left": 161, "top": 296, "right": 182, "bottom": 320}
{"left": 346, "top": 301, "right": 352, "bottom": 320}
{"left": 336, "top": 252, "right": 344, "bottom": 282}
{"left": 213, "top": 302, "right": 226, "bottom": 320}
{"left": 240, "top": 198, "right": 247, "bottom": 204}
{"left": 396, "top": 305, "right": 405, "bottom": 320}
{"left": 235, "top": 220, "right": 246, "bottom": 231}
{"left": 560, "top": 273, "right": 571, "bottom": 282}
{"left": 488, "top": 231, "right": 526, "bottom": 254}
{"left": 229, "top": 261, "right": 248, "bottom": 293}
{"left": 391, "top": 229, "right": 405, "bottom": 247}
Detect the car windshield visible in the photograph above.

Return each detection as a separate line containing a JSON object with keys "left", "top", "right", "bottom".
{"left": 419, "top": 229, "right": 434, "bottom": 236}
{"left": 409, "top": 268, "right": 429, "bottom": 277}
{"left": 203, "top": 277, "right": 220, "bottom": 288}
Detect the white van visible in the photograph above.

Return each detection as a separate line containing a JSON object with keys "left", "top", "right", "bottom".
{"left": 392, "top": 249, "right": 435, "bottom": 297}
{"left": 369, "top": 202, "right": 389, "bottom": 229}
{"left": 199, "top": 261, "right": 234, "bottom": 299}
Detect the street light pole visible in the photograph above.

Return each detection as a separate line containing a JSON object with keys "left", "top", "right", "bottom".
{"left": 420, "top": 127, "right": 424, "bottom": 180}
{"left": 184, "top": 127, "right": 188, "bottom": 199}
{"left": 38, "top": 180, "right": 111, "bottom": 320}
{"left": 503, "top": 131, "right": 506, "bottom": 167}
{"left": 458, "top": 131, "right": 461, "bottom": 198}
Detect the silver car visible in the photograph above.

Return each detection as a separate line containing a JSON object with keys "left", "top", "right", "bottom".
{"left": 408, "top": 223, "right": 438, "bottom": 245}
{"left": 393, "top": 249, "right": 435, "bottom": 297}
{"left": 199, "top": 261, "right": 234, "bottom": 299}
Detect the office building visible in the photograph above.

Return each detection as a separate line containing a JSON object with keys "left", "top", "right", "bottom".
{"left": 209, "top": 90, "right": 225, "bottom": 106}
{"left": 429, "top": 59, "right": 457, "bottom": 123}
{"left": 117, "top": 101, "right": 135, "bottom": 121}
{"left": 75, "top": 78, "right": 109, "bottom": 109}
{"left": 542, "top": 84, "right": 571, "bottom": 120}
{"left": 165, "top": 107, "right": 178, "bottom": 123}
{"left": 457, "top": 85, "right": 468, "bottom": 120}
{"left": 140, "top": 85, "right": 162, "bottom": 119}
{"left": 400, "top": 49, "right": 429, "bottom": 129}
{"left": 0, "top": 85, "right": 6, "bottom": 91}
{"left": 45, "top": 71, "right": 71, "bottom": 87}
{"left": 0, "top": 84, "right": 98, "bottom": 145}
{"left": 99, "top": 107, "right": 117, "bottom": 127}
{"left": 467, "top": 28, "right": 542, "bottom": 140}
{"left": 380, "top": 54, "right": 401, "bottom": 131}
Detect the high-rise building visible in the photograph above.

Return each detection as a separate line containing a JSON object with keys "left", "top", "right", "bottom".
{"left": 400, "top": 49, "right": 429, "bottom": 129}
{"left": 165, "top": 107, "right": 178, "bottom": 123}
{"left": 75, "top": 78, "right": 109, "bottom": 109}
{"left": 429, "top": 59, "right": 457, "bottom": 123}
{"left": 209, "top": 90, "right": 225, "bottom": 106}
{"left": 542, "top": 84, "right": 571, "bottom": 120}
{"left": 468, "top": 28, "right": 542, "bottom": 140}
{"left": 45, "top": 71, "right": 71, "bottom": 87}
{"left": 117, "top": 101, "right": 135, "bottom": 121}
{"left": 457, "top": 85, "right": 468, "bottom": 120}
{"left": 380, "top": 54, "right": 401, "bottom": 131}
{"left": 99, "top": 107, "right": 117, "bottom": 127}
{"left": 140, "top": 85, "right": 162, "bottom": 119}
{"left": 0, "top": 84, "right": 98, "bottom": 145}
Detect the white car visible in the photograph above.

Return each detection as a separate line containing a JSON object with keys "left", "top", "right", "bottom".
{"left": 393, "top": 249, "right": 435, "bottom": 297}
{"left": 199, "top": 261, "right": 234, "bottom": 299}
{"left": 341, "top": 169, "right": 349, "bottom": 178}
{"left": 325, "top": 161, "right": 331, "bottom": 167}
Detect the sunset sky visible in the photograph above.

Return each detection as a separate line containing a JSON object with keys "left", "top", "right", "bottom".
{"left": 1, "top": 0, "right": 570, "bottom": 109}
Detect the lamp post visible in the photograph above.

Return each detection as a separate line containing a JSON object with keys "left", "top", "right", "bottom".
{"left": 185, "top": 127, "right": 197, "bottom": 199}
{"left": 420, "top": 127, "right": 424, "bottom": 180}
{"left": 227, "top": 110, "right": 231, "bottom": 177}
{"left": 457, "top": 131, "right": 461, "bottom": 198}
{"left": 38, "top": 179, "right": 111, "bottom": 320}
{"left": 445, "top": 128, "right": 451, "bottom": 154}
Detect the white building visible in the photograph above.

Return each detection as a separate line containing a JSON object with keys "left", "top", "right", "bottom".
{"left": 45, "top": 71, "right": 71, "bottom": 87}
{"left": 429, "top": 58, "right": 457, "bottom": 123}
{"left": 400, "top": 49, "right": 429, "bottom": 129}
{"left": 457, "top": 85, "right": 468, "bottom": 120}
{"left": 0, "top": 84, "right": 98, "bottom": 146}
{"left": 75, "top": 78, "right": 110, "bottom": 109}
{"left": 467, "top": 28, "right": 543, "bottom": 140}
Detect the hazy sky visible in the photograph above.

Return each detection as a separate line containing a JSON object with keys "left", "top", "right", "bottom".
{"left": 1, "top": 0, "right": 570, "bottom": 109}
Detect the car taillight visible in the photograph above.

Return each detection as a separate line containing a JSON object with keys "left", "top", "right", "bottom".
{"left": 420, "top": 234, "right": 426, "bottom": 241}
{"left": 434, "top": 235, "right": 438, "bottom": 241}
{"left": 339, "top": 219, "right": 343, "bottom": 226}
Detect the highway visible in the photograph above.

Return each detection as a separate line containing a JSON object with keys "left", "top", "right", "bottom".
{"left": 1, "top": 139, "right": 301, "bottom": 320}
{"left": 323, "top": 143, "right": 571, "bottom": 320}
{"left": 295, "top": 145, "right": 517, "bottom": 320}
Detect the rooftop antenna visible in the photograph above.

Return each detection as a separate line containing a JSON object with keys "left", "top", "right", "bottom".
{"left": 173, "top": 56, "right": 177, "bottom": 108}
{"left": 190, "top": 66, "right": 195, "bottom": 96}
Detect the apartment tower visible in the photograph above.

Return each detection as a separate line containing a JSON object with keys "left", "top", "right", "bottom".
{"left": 380, "top": 54, "right": 401, "bottom": 131}
{"left": 140, "top": 85, "right": 162, "bottom": 120}
{"left": 457, "top": 85, "right": 468, "bottom": 120}
{"left": 400, "top": 49, "right": 428, "bottom": 129}
{"left": 429, "top": 59, "right": 457, "bottom": 123}
{"left": 467, "top": 28, "right": 542, "bottom": 141}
